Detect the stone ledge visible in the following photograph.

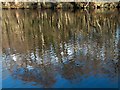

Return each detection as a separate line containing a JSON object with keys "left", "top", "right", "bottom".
{"left": 2, "top": 2, "right": 120, "bottom": 9}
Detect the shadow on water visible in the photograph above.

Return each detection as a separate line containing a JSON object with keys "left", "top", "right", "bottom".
{"left": 2, "top": 9, "right": 119, "bottom": 88}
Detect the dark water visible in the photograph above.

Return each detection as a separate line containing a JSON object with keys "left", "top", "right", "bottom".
{"left": 2, "top": 9, "right": 119, "bottom": 88}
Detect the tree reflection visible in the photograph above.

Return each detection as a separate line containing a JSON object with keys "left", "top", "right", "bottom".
{"left": 2, "top": 9, "right": 119, "bottom": 88}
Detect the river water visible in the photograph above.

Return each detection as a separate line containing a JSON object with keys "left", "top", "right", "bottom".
{"left": 2, "top": 9, "right": 119, "bottom": 88}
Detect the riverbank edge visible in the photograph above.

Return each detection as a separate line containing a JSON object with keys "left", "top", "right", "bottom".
{"left": 2, "top": 2, "right": 120, "bottom": 9}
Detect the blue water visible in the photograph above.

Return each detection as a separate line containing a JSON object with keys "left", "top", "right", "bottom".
{"left": 2, "top": 70, "right": 118, "bottom": 88}
{"left": 2, "top": 9, "right": 119, "bottom": 88}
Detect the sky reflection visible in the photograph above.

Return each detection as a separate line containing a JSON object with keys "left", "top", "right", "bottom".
{"left": 2, "top": 9, "right": 119, "bottom": 88}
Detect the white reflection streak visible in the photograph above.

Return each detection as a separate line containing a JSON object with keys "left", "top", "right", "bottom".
{"left": 11, "top": 54, "right": 17, "bottom": 61}
{"left": 27, "top": 65, "right": 34, "bottom": 71}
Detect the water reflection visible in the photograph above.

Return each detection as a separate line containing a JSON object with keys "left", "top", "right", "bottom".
{"left": 2, "top": 9, "right": 119, "bottom": 88}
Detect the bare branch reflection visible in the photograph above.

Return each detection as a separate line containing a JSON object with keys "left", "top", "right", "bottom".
{"left": 2, "top": 9, "right": 119, "bottom": 88}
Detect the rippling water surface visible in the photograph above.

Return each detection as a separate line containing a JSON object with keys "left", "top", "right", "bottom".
{"left": 2, "top": 9, "right": 120, "bottom": 88}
